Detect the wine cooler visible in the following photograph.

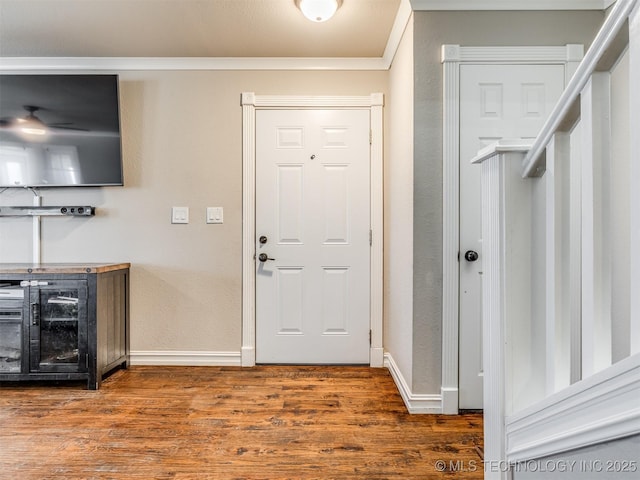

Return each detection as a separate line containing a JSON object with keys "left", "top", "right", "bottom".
{"left": 28, "top": 280, "right": 89, "bottom": 373}
{"left": 0, "top": 286, "right": 25, "bottom": 373}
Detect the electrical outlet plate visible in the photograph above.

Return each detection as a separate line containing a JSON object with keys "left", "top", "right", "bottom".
{"left": 171, "top": 206, "right": 189, "bottom": 224}
{"left": 206, "top": 207, "right": 223, "bottom": 224}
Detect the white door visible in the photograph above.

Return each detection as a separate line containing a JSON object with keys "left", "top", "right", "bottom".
{"left": 255, "top": 109, "right": 371, "bottom": 364}
{"left": 459, "top": 64, "right": 565, "bottom": 409}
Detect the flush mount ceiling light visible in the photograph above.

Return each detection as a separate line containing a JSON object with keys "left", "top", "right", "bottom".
{"left": 296, "top": 0, "right": 343, "bottom": 23}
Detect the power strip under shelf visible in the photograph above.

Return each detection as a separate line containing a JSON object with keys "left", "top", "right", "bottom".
{"left": 0, "top": 206, "right": 95, "bottom": 217}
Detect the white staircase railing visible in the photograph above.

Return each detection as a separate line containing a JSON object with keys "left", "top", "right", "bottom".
{"left": 473, "top": 1, "right": 640, "bottom": 478}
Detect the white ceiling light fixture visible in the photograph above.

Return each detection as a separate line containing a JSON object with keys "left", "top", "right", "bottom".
{"left": 296, "top": 0, "right": 343, "bottom": 23}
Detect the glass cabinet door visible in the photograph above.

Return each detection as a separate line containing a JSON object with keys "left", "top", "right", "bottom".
{"left": 0, "top": 295, "right": 25, "bottom": 373}
{"left": 30, "top": 280, "right": 88, "bottom": 373}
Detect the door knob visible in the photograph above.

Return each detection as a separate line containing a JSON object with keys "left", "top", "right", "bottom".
{"left": 258, "top": 253, "right": 275, "bottom": 262}
{"left": 464, "top": 250, "right": 479, "bottom": 262}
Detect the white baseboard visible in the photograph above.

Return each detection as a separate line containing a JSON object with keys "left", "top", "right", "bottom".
{"left": 384, "top": 353, "right": 442, "bottom": 414}
{"left": 130, "top": 350, "right": 242, "bottom": 366}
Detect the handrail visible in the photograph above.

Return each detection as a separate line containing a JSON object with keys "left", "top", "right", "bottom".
{"left": 521, "top": 0, "right": 637, "bottom": 178}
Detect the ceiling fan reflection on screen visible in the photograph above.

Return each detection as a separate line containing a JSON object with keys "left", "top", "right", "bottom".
{"left": 0, "top": 105, "right": 89, "bottom": 136}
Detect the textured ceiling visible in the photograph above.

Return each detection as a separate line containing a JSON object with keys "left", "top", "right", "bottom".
{"left": 0, "top": 0, "right": 402, "bottom": 58}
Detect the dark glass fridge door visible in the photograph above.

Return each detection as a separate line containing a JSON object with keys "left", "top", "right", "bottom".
{"left": 30, "top": 280, "right": 88, "bottom": 373}
{"left": 0, "top": 292, "right": 25, "bottom": 373}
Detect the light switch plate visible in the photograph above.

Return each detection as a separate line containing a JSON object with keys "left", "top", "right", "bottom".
{"left": 171, "top": 206, "right": 189, "bottom": 224}
{"left": 206, "top": 207, "right": 223, "bottom": 224}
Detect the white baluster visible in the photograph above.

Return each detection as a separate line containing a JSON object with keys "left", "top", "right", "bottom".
{"left": 580, "top": 73, "right": 613, "bottom": 377}
{"left": 545, "top": 133, "right": 571, "bottom": 394}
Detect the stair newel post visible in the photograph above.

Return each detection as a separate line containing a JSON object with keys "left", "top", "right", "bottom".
{"left": 474, "top": 142, "right": 535, "bottom": 479}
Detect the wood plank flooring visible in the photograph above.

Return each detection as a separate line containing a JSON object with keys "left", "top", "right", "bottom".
{"left": 0, "top": 366, "right": 483, "bottom": 479}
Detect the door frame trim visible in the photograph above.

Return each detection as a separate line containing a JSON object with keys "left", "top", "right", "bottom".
{"left": 241, "top": 93, "right": 384, "bottom": 367}
{"left": 441, "top": 45, "right": 583, "bottom": 413}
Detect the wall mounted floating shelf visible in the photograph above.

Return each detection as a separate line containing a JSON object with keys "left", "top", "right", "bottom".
{"left": 0, "top": 206, "right": 95, "bottom": 217}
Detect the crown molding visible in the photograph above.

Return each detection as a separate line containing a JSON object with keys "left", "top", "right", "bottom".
{"left": 0, "top": 56, "right": 388, "bottom": 72}
{"left": 411, "top": 0, "right": 611, "bottom": 9}
{"left": 383, "top": 0, "right": 413, "bottom": 67}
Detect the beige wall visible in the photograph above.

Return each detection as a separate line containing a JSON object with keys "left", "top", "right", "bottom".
{"left": 386, "top": 14, "right": 415, "bottom": 386}
{"left": 0, "top": 70, "right": 388, "bottom": 355}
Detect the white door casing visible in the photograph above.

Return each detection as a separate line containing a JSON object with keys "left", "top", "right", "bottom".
{"left": 255, "top": 109, "right": 371, "bottom": 363}
{"left": 458, "top": 64, "right": 566, "bottom": 409}
{"left": 241, "top": 93, "right": 384, "bottom": 367}
{"left": 441, "top": 45, "right": 583, "bottom": 414}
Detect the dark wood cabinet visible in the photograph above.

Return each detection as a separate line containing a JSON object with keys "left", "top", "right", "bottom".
{"left": 0, "top": 263, "right": 129, "bottom": 389}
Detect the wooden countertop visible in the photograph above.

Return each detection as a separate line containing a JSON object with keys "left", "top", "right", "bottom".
{"left": 0, "top": 263, "right": 130, "bottom": 274}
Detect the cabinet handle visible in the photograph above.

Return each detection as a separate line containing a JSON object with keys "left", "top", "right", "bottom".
{"left": 31, "top": 303, "right": 40, "bottom": 326}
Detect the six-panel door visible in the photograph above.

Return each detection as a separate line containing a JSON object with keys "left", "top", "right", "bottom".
{"left": 458, "top": 64, "right": 565, "bottom": 409}
{"left": 255, "top": 109, "right": 371, "bottom": 364}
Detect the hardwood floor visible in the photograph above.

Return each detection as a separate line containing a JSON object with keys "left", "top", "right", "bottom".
{"left": 0, "top": 366, "right": 483, "bottom": 479}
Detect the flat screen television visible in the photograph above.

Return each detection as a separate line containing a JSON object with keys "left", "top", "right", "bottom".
{"left": 0, "top": 74, "right": 123, "bottom": 188}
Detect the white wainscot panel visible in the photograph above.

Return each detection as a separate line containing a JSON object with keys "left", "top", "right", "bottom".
{"left": 480, "top": 83, "right": 503, "bottom": 118}
{"left": 322, "top": 127, "right": 348, "bottom": 148}
{"left": 277, "top": 127, "right": 304, "bottom": 148}
{"left": 322, "top": 267, "right": 349, "bottom": 335}
{"left": 323, "top": 165, "right": 349, "bottom": 244}
{"left": 278, "top": 165, "right": 304, "bottom": 244}
{"left": 522, "top": 83, "right": 546, "bottom": 118}
{"left": 277, "top": 267, "right": 304, "bottom": 335}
